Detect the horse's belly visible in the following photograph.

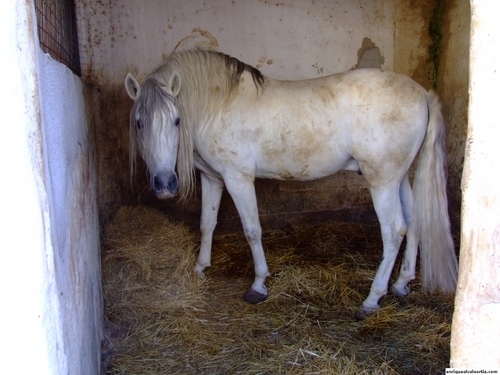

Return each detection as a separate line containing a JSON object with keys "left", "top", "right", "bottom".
{"left": 255, "top": 164, "right": 347, "bottom": 181}
{"left": 254, "top": 147, "right": 352, "bottom": 181}
{"left": 246, "top": 115, "right": 351, "bottom": 180}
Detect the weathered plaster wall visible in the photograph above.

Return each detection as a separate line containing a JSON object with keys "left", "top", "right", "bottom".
{"left": 77, "top": 0, "right": 467, "bottom": 233}
{"left": 1, "top": 2, "right": 60, "bottom": 373}
{"left": 80, "top": 0, "right": 396, "bottom": 83}
{"left": 1, "top": 1, "right": 102, "bottom": 374}
{"left": 451, "top": 0, "right": 500, "bottom": 367}
{"left": 439, "top": 0, "right": 470, "bottom": 228}
{"left": 38, "top": 53, "right": 102, "bottom": 374}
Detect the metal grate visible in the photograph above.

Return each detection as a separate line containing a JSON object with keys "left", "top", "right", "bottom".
{"left": 34, "top": 0, "right": 81, "bottom": 76}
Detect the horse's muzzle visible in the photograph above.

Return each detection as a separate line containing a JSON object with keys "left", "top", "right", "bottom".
{"left": 152, "top": 172, "right": 178, "bottom": 199}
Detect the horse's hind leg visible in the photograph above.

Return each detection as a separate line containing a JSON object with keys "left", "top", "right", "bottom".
{"left": 224, "top": 175, "right": 270, "bottom": 304}
{"left": 391, "top": 173, "right": 418, "bottom": 297}
{"left": 195, "top": 173, "right": 224, "bottom": 278}
{"left": 356, "top": 183, "right": 407, "bottom": 319}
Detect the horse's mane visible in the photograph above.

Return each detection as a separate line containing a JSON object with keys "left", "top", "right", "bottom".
{"left": 132, "top": 49, "right": 267, "bottom": 200}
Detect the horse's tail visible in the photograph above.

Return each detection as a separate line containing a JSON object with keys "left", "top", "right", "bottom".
{"left": 413, "top": 91, "right": 458, "bottom": 294}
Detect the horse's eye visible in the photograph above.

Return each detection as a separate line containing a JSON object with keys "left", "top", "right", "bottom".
{"left": 135, "top": 119, "right": 142, "bottom": 130}
{"left": 174, "top": 117, "right": 180, "bottom": 126}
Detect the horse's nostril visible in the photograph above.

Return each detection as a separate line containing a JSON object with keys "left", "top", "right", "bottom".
{"left": 152, "top": 173, "right": 177, "bottom": 194}
{"left": 153, "top": 175, "right": 163, "bottom": 191}
{"left": 168, "top": 174, "right": 178, "bottom": 192}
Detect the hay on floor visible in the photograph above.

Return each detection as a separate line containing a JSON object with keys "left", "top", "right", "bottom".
{"left": 102, "top": 205, "right": 455, "bottom": 374}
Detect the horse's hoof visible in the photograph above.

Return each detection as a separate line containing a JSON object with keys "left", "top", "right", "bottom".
{"left": 194, "top": 263, "right": 209, "bottom": 280}
{"left": 391, "top": 285, "right": 410, "bottom": 298}
{"left": 194, "top": 270, "right": 207, "bottom": 280}
{"left": 243, "top": 289, "right": 267, "bottom": 304}
{"left": 354, "top": 307, "right": 377, "bottom": 321}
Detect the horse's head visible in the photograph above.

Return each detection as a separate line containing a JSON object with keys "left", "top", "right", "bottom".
{"left": 125, "top": 71, "right": 182, "bottom": 199}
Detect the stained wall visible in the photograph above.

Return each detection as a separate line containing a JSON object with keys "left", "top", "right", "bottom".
{"left": 37, "top": 55, "right": 102, "bottom": 375}
{"left": 1, "top": 1, "right": 102, "bottom": 374}
{"left": 0, "top": 1, "right": 471, "bottom": 373}
{"left": 451, "top": 0, "right": 500, "bottom": 367}
{"left": 439, "top": 0, "right": 470, "bottom": 227}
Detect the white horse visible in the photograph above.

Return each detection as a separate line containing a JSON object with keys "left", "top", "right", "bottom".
{"left": 125, "top": 49, "right": 458, "bottom": 318}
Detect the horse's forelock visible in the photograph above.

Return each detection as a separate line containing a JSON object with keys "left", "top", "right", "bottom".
{"left": 129, "top": 78, "right": 176, "bottom": 186}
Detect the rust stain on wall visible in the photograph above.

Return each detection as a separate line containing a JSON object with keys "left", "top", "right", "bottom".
{"left": 255, "top": 55, "right": 267, "bottom": 69}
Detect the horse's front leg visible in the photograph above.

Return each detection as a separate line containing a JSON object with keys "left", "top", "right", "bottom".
{"left": 224, "top": 174, "right": 270, "bottom": 304}
{"left": 195, "top": 172, "right": 224, "bottom": 278}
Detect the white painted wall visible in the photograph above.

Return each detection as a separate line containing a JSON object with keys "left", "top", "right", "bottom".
{"left": 80, "top": 0, "right": 396, "bottom": 84}
{"left": 451, "top": 0, "right": 500, "bottom": 368}
{"left": 0, "top": 1, "right": 102, "bottom": 374}
{"left": 37, "top": 53, "right": 102, "bottom": 375}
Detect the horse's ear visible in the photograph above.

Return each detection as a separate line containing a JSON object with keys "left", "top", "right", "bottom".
{"left": 125, "top": 73, "right": 141, "bottom": 100}
{"left": 165, "top": 71, "right": 182, "bottom": 97}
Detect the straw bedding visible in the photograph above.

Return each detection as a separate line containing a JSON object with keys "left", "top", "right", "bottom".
{"left": 102, "top": 205, "right": 455, "bottom": 374}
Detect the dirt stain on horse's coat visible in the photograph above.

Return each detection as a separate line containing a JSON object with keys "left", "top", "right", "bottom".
{"left": 312, "top": 85, "right": 336, "bottom": 104}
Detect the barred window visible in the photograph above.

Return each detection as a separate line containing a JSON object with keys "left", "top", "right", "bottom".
{"left": 34, "top": 0, "right": 81, "bottom": 76}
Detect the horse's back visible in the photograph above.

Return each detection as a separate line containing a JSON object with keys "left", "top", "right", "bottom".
{"left": 200, "top": 69, "right": 429, "bottom": 182}
{"left": 237, "top": 68, "right": 428, "bottom": 137}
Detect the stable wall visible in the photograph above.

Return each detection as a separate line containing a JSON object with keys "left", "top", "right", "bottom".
{"left": 0, "top": 1, "right": 102, "bottom": 374}
{"left": 78, "top": 0, "right": 468, "bottom": 234}
{"left": 451, "top": 0, "right": 500, "bottom": 367}
{"left": 37, "top": 54, "right": 102, "bottom": 374}
{"left": 0, "top": 1, "right": 473, "bottom": 373}
{"left": 439, "top": 0, "right": 470, "bottom": 228}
